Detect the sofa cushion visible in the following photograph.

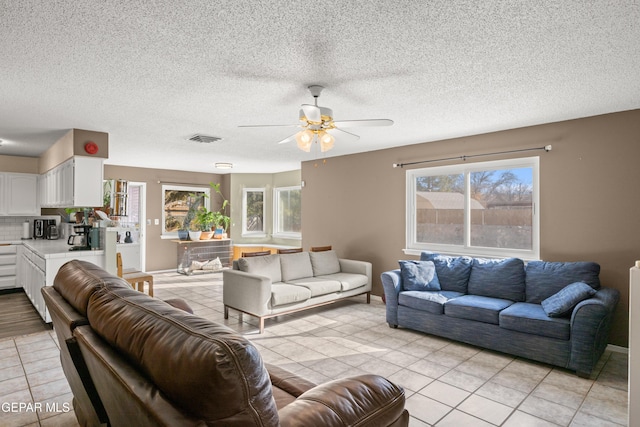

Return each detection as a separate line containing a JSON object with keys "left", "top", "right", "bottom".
{"left": 309, "top": 250, "right": 341, "bottom": 276}
{"left": 541, "top": 282, "right": 597, "bottom": 318}
{"left": 467, "top": 257, "right": 525, "bottom": 302}
{"left": 287, "top": 277, "right": 342, "bottom": 297}
{"left": 316, "top": 273, "right": 368, "bottom": 291}
{"left": 420, "top": 253, "right": 473, "bottom": 293}
{"left": 500, "top": 302, "right": 571, "bottom": 340}
{"left": 271, "top": 284, "right": 312, "bottom": 307}
{"left": 444, "top": 295, "right": 514, "bottom": 325}
{"left": 398, "top": 290, "right": 464, "bottom": 315}
{"left": 280, "top": 252, "right": 314, "bottom": 282}
{"left": 525, "top": 261, "right": 601, "bottom": 304}
{"left": 399, "top": 261, "right": 441, "bottom": 291}
{"left": 238, "top": 254, "right": 282, "bottom": 283}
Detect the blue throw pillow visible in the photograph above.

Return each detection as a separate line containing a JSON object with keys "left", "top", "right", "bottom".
{"left": 399, "top": 260, "right": 441, "bottom": 291}
{"left": 541, "top": 282, "right": 597, "bottom": 318}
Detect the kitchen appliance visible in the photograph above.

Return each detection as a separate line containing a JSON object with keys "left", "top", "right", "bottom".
{"left": 33, "top": 219, "right": 45, "bottom": 239}
{"left": 44, "top": 220, "right": 58, "bottom": 240}
{"left": 68, "top": 225, "right": 92, "bottom": 251}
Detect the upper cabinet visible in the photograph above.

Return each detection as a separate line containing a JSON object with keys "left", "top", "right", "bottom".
{"left": 0, "top": 173, "right": 39, "bottom": 216}
{"left": 39, "top": 156, "right": 104, "bottom": 208}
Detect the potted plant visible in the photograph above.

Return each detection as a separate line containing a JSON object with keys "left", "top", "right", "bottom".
{"left": 210, "top": 182, "right": 230, "bottom": 238}
{"left": 194, "top": 207, "right": 216, "bottom": 239}
{"left": 180, "top": 192, "right": 204, "bottom": 240}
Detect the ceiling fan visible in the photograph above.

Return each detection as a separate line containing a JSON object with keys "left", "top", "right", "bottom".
{"left": 239, "top": 85, "right": 393, "bottom": 153}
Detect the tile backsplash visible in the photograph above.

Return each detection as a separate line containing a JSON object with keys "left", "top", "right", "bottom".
{"left": 0, "top": 216, "right": 61, "bottom": 241}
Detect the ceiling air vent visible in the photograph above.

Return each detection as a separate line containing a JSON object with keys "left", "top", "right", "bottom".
{"left": 188, "top": 134, "right": 222, "bottom": 143}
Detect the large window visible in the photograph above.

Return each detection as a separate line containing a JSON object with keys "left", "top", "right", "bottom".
{"left": 162, "top": 185, "right": 210, "bottom": 237}
{"left": 273, "top": 186, "right": 301, "bottom": 238}
{"left": 406, "top": 157, "right": 539, "bottom": 259}
{"left": 242, "top": 188, "right": 265, "bottom": 236}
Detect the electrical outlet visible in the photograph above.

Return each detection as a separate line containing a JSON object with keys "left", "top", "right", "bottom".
{"left": 147, "top": 219, "right": 151, "bottom": 225}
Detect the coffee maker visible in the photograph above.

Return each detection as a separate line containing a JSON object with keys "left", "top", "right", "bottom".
{"left": 68, "top": 225, "right": 92, "bottom": 251}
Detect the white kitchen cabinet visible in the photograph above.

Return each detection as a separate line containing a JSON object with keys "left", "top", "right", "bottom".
{"left": 0, "top": 244, "right": 18, "bottom": 290}
{"left": 40, "top": 156, "right": 104, "bottom": 208}
{"left": 0, "top": 173, "right": 39, "bottom": 216}
{"left": 20, "top": 246, "right": 48, "bottom": 322}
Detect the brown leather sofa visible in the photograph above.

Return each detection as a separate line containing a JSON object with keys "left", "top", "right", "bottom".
{"left": 42, "top": 260, "right": 409, "bottom": 426}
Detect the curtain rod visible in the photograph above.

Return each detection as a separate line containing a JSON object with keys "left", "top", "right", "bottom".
{"left": 392, "top": 145, "right": 552, "bottom": 168}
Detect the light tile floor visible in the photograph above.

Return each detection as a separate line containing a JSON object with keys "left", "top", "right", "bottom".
{"left": 0, "top": 271, "right": 629, "bottom": 426}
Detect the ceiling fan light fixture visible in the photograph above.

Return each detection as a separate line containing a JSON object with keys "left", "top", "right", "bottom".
{"left": 318, "top": 131, "right": 335, "bottom": 152}
{"left": 295, "top": 129, "right": 314, "bottom": 152}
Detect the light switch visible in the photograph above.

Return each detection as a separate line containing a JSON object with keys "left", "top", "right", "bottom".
{"left": 154, "top": 219, "right": 159, "bottom": 225}
{"left": 147, "top": 219, "right": 151, "bottom": 225}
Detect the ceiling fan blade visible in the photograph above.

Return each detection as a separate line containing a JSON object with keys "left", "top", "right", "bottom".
{"left": 332, "top": 119, "right": 394, "bottom": 128}
{"left": 301, "top": 104, "right": 322, "bottom": 123}
{"left": 327, "top": 127, "right": 360, "bottom": 142}
{"left": 238, "top": 124, "right": 300, "bottom": 128}
{"left": 277, "top": 133, "right": 299, "bottom": 145}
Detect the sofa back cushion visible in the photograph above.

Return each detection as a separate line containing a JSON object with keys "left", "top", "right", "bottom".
{"left": 467, "top": 257, "right": 526, "bottom": 301}
{"left": 525, "top": 261, "right": 601, "bottom": 304}
{"left": 53, "top": 259, "right": 132, "bottom": 316}
{"left": 238, "top": 254, "right": 282, "bottom": 283}
{"left": 87, "top": 284, "right": 278, "bottom": 425}
{"left": 420, "top": 253, "right": 473, "bottom": 293}
{"left": 280, "top": 252, "right": 314, "bottom": 282}
{"left": 310, "top": 250, "right": 341, "bottom": 276}
{"left": 399, "top": 260, "right": 441, "bottom": 291}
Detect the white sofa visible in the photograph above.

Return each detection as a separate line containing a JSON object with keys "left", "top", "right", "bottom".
{"left": 223, "top": 250, "right": 372, "bottom": 332}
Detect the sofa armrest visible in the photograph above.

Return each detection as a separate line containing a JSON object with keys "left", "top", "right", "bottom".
{"left": 381, "top": 269, "right": 402, "bottom": 326}
{"left": 222, "top": 269, "right": 272, "bottom": 316}
{"left": 339, "top": 259, "right": 372, "bottom": 278}
{"left": 278, "top": 374, "right": 407, "bottom": 427}
{"left": 569, "top": 287, "right": 620, "bottom": 376}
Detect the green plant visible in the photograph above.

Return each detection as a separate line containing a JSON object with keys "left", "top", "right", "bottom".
{"left": 210, "top": 182, "right": 230, "bottom": 231}
{"left": 194, "top": 206, "right": 216, "bottom": 231}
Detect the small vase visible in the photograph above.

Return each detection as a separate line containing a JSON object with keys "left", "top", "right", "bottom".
{"left": 188, "top": 230, "right": 202, "bottom": 241}
{"left": 177, "top": 230, "right": 189, "bottom": 240}
{"left": 200, "top": 231, "right": 214, "bottom": 240}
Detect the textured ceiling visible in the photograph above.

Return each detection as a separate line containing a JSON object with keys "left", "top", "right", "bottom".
{"left": 1, "top": 1, "right": 639, "bottom": 174}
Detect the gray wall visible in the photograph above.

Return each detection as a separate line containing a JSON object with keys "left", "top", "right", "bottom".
{"left": 301, "top": 109, "right": 640, "bottom": 347}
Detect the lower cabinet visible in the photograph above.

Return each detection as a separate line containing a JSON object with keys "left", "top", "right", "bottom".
{"left": 0, "top": 245, "right": 18, "bottom": 290}
{"left": 20, "top": 248, "right": 48, "bottom": 322}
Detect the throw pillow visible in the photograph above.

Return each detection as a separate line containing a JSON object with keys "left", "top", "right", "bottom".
{"left": 541, "top": 281, "right": 597, "bottom": 318}
{"left": 399, "top": 260, "right": 441, "bottom": 291}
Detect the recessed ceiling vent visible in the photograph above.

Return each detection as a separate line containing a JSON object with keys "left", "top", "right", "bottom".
{"left": 188, "top": 134, "right": 222, "bottom": 143}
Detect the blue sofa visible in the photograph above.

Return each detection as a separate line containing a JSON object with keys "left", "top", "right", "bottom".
{"left": 381, "top": 253, "right": 620, "bottom": 377}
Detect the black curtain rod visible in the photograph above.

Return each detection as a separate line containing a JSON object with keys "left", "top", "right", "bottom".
{"left": 392, "top": 145, "right": 553, "bottom": 168}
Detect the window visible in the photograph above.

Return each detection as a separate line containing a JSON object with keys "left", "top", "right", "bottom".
{"left": 406, "top": 157, "right": 539, "bottom": 259}
{"left": 273, "top": 186, "right": 301, "bottom": 238}
{"left": 242, "top": 188, "right": 265, "bottom": 236}
{"left": 162, "top": 185, "right": 210, "bottom": 237}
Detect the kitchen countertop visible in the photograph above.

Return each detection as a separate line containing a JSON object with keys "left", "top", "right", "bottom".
{"left": 3, "top": 239, "right": 105, "bottom": 259}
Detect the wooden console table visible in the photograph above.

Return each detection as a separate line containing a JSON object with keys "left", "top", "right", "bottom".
{"left": 174, "top": 239, "right": 232, "bottom": 275}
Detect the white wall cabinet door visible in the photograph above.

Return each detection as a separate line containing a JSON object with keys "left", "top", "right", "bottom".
{"left": 5, "top": 173, "right": 39, "bottom": 215}
{"left": 0, "top": 173, "right": 39, "bottom": 216}
{"left": 40, "top": 156, "right": 104, "bottom": 208}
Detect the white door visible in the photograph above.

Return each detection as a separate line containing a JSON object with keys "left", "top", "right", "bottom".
{"left": 128, "top": 182, "right": 146, "bottom": 270}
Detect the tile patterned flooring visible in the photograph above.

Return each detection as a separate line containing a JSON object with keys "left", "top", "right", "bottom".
{"left": 0, "top": 271, "right": 629, "bottom": 426}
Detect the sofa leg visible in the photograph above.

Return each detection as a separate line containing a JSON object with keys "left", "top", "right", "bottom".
{"left": 259, "top": 318, "right": 265, "bottom": 334}
{"left": 388, "top": 323, "right": 398, "bottom": 329}
{"left": 224, "top": 306, "right": 229, "bottom": 319}
{"left": 366, "top": 292, "right": 371, "bottom": 304}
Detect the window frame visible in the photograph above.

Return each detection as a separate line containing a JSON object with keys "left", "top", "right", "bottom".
{"left": 242, "top": 187, "right": 266, "bottom": 237}
{"left": 405, "top": 156, "right": 540, "bottom": 260}
{"left": 161, "top": 184, "right": 210, "bottom": 239}
{"left": 273, "top": 185, "right": 302, "bottom": 239}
